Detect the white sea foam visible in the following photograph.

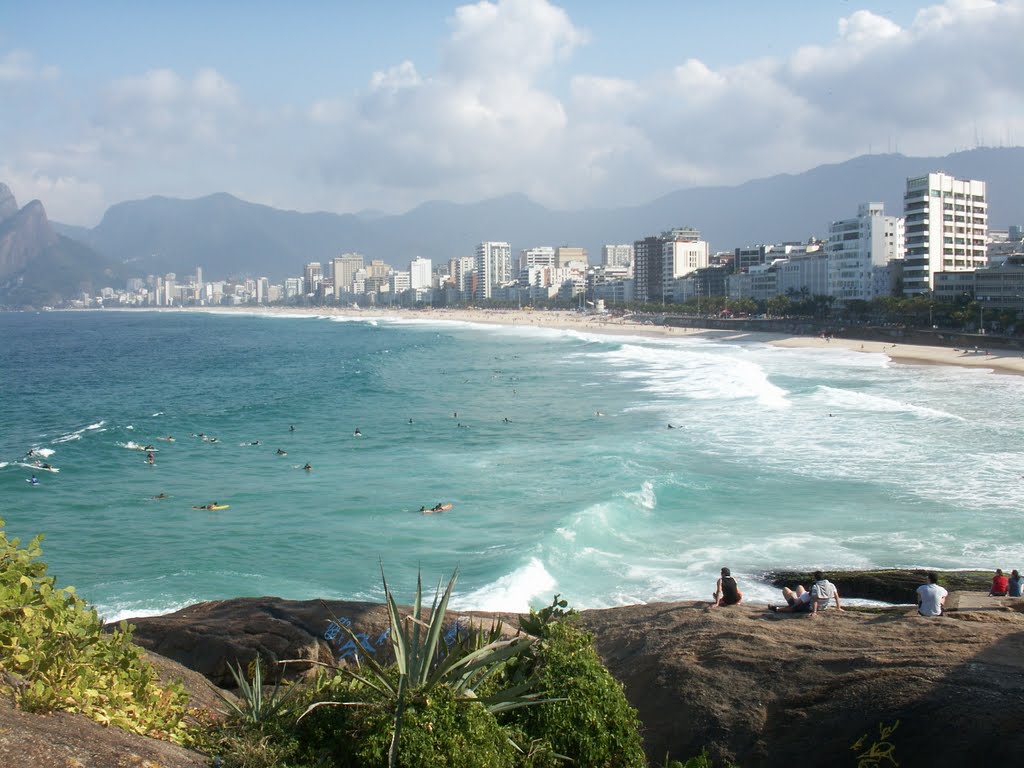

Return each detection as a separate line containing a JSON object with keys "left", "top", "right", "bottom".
{"left": 27, "top": 447, "right": 56, "bottom": 457}
{"left": 452, "top": 557, "right": 556, "bottom": 612}
{"left": 150, "top": 412, "right": 163, "bottom": 418}
{"left": 0, "top": 462, "right": 8, "bottom": 469}
{"left": 811, "top": 386, "right": 966, "bottom": 420}
{"left": 86, "top": 421, "right": 105, "bottom": 430}
{"left": 51, "top": 434, "right": 80, "bottom": 443}
{"left": 622, "top": 480, "right": 657, "bottom": 510}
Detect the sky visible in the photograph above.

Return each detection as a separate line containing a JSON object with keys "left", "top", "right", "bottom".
{"left": 2, "top": 0, "right": 1023, "bottom": 226}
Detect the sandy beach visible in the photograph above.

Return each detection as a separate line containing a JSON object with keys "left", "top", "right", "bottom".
{"left": 207, "top": 304, "right": 1024, "bottom": 376}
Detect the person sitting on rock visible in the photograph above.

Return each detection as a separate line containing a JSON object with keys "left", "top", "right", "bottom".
{"left": 1008, "top": 569, "right": 1023, "bottom": 598}
{"left": 916, "top": 572, "right": 948, "bottom": 617}
{"left": 809, "top": 571, "right": 843, "bottom": 616}
{"left": 711, "top": 567, "right": 743, "bottom": 608}
{"left": 769, "top": 584, "right": 812, "bottom": 613}
{"left": 991, "top": 568, "right": 1009, "bottom": 596}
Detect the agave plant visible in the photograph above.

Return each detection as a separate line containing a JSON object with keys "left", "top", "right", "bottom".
{"left": 214, "top": 654, "right": 301, "bottom": 726}
{"left": 300, "top": 566, "right": 547, "bottom": 768}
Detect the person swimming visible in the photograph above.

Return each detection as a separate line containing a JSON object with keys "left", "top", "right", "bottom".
{"left": 289, "top": 425, "right": 295, "bottom": 432}
{"left": 354, "top": 427, "right": 362, "bottom": 437}
{"left": 153, "top": 492, "right": 169, "bottom": 499}
{"left": 303, "top": 463, "right": 312, "bottom": 471}
{"left": 276, "top": 448, "right": 288, "bottom": 455}
{"left": 28, "top": 475, "right": 39, "bottom": 485}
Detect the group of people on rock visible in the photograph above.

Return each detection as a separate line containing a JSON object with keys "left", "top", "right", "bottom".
{"left": 709, "top": 566, "right": 1022, "bottom": 619}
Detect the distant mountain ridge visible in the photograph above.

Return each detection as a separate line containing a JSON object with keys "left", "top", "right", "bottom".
{"left": 46, "top": 147, "right": 1024, "bottom": 282}
{"left": 0, "top": 183, "right": 118, "bottom": 308}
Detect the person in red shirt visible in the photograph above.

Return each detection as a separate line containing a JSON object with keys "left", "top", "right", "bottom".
{"left": 991, "top": 568, "right": 1009, "bottom": 596}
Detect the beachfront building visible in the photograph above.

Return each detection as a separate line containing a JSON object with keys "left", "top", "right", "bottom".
{"left": 519, "top": 247, "right": 555, "bottom": 273}
{"left": 332, "top": 253, "right": 365, "bottom": 299}
{"left": 602, "top": 244, "right": 633, "bottom": 269}
{"left": 555, "top": 246, "right": 588, "bottom": 269}
{"left": 303, "top": 262, "right": 323, "bottom": 297}
{"left": 635, "top": 228, "right": 702, "bottom": 304}
{"left": 663, "top": 234, "right": 709, "bottom": 302}
{"left": 410, "top": 257, "right": 431, "bottom": 290}
{"left": 475, "top": 241, "right": 512, "bottom": 300}
{"left": 902, "top": 173, "right": 988, "bottom": 295}
{"left": 826, "top": 203, "right": 905, "bottom": 302}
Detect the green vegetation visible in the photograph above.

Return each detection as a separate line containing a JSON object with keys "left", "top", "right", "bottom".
{"left": 0, "top": 530, "right": 652, "bottom": 766}
{"left": 851, "top": 720, "right": 900, "bottom": 767}
{"left": 0, "top": 518, "right": 193, "bottom": 743}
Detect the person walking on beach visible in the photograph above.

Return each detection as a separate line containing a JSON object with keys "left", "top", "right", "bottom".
{"left": 711, "top": 567, "right": 743, "bottom": 607}
{"left": 916, "top": 572, "right": 947, "bottom": 616}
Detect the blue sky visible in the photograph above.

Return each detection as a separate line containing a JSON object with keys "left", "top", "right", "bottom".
{"left": 2, "top": 0, "right": 1021, "bottom": 225}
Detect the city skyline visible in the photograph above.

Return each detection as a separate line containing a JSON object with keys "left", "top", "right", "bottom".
{"left": 3, "top": 0, "right": 1023, "bottom": 227}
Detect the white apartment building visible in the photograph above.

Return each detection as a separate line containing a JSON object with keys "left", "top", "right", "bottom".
{"left": 602, "top": 244, "right": 633, "bottom": 268}
{"left": 455, "top": 256, "right": 476, "bottom": 295}
{"left": 903, "top": 172, "right": 987, "bottom": 295}
{"left": 389, "top": 271, "right": 411, "bottom": 294}
{"left": 409, "top": 257, "right": 432, "bottom": 290}
{"left": 662, "top": 238, "right": 708, "bottom": 302}
{"left": 333, "top": 253, "right": 365, "bottom": 299}
{"left": 475, "top": 241, "right": 512, "bottom": 300}
{"left": 519, "top": 246, "right": 555, "bottom": 271}
{"left": 827, "top": 203, "right": 904, "bottom": 302}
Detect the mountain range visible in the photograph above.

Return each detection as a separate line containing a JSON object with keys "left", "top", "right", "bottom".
{"left": 0, "top": 184, "right": 119, "bottom": 307}
{"left": 3, "top": 147, "right": 1023, "bottom": 304}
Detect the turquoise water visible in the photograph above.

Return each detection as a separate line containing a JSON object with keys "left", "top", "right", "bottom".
{"left": 2, "top": 309, "right": 1023, "bottom": 619}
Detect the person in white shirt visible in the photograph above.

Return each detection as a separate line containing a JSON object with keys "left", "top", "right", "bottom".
{"left": 916, "top": 572, "right": 948, "bottom": 617}
{"left": 809, "top": 571, "right": 843, "bottom": 617}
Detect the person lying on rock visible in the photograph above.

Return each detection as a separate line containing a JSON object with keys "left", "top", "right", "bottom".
{"left": 770, "top": 571, "right": 842, "bottom": 617}
{"left": 711, "top": 567, "right": 743, "bottom": 608}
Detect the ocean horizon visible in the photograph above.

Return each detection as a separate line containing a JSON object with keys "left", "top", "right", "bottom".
{"left": 3, "top": 309, "right": 1022, "bottom": 621}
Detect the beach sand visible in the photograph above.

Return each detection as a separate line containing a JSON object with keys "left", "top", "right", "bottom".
{"left": 205, "top": 305, "right": 1024, "bottom": 376}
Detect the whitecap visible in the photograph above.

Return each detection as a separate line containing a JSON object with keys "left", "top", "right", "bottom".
{"left": 452, "top": 557, "right": 556, "bottom": 613}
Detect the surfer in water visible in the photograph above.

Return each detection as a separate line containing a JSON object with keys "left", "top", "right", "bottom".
{"left": 276, "top": 448, "right": 288, "bottom": 456}
{"left": 353, "top": 427, "right": 362, "bottom": 437}
{"left": 303, "top": 463, "right": 313, "bottom": 471}
{"left": 146, "top": 452, "right": 155, "bottom": 465}
{"left": 153, "top": 493, "right": 169, "bottom": 500}
{"left": 28, "top": 475, "right": 39, "bottom": 485}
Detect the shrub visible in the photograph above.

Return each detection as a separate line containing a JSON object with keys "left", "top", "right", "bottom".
{"left": 0, "top": 519, "right": 193, "bottom": 744}
{"left": 501, "top": 618, "right": 647, "bottom": 768}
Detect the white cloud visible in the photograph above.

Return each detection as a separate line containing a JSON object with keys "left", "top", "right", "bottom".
{"left": 5, "top": 0, "right": 1024, "bottom": 225}
{"left": 0, "top": 49, "right": 59, "bottom": 81}
{"left": 0, "top": 163, "right": 106, "bottom": 224}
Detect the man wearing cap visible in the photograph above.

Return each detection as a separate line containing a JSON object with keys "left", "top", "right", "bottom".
{"left": 711, "top": 567, "right": 743, "bottom": 607}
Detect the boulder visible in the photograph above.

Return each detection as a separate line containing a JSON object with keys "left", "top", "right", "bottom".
{"left": 128, "top": 596, "right": 1024, "bottom": 767}
{"left": 0, "top": 695, "right": 207, "bottom": 768}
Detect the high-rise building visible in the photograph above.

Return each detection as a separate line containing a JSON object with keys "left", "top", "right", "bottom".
{"left": 827, "top": 203, "right": 904, "bottom": 302}
{"left": 475, "top": 242, "right": 512, "bottom": 300}
{"left": 410, "top": 257, "right": 432, "bottom": 290}
{"left": 304, "top": 262, "right": 323, "bottom": 295}
{"left": 554, "top": 246, "right": 587, "bottom": 269}
{"left": 332, "top": 253, "right": 365, "bottom": 298}
{"left": 519, "top": 247, "right": 555, "bottom": 271}
{"left": 903, "top": 173, "right": 987, "bottom": 295}
{"left": 602, "top": 244, "right": 633, "bottom": 268}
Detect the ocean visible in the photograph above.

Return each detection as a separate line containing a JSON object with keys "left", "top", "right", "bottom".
{"left": 2, "top": 309, "right": 1023, "bottom": 620}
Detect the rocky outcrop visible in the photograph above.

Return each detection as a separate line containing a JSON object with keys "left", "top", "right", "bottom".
{"left": 128, "top": 596, "right": 1024, "bottom": 768}
{"left": 0, "top": 652, "right": 219, "bottom": 768}
{"left": 0, "top": 198, "right": 58, "bottom": 282}
{"left": 764, "top": 569, "right": 992, "bottom": 604}
{"left": 0, "top": 183, "right": 18, "bottom": 223}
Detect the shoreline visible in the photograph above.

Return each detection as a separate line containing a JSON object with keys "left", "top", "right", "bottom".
{"left": 193, "top": 304, "right": 1024, "bottom": 376}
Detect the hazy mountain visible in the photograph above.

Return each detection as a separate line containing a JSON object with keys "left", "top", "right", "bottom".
{"left": 0, "top": 183, "right": 120, "bottom": 308}
{"left": 55, "top": 147, "right": 1024, "bottom": 282}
